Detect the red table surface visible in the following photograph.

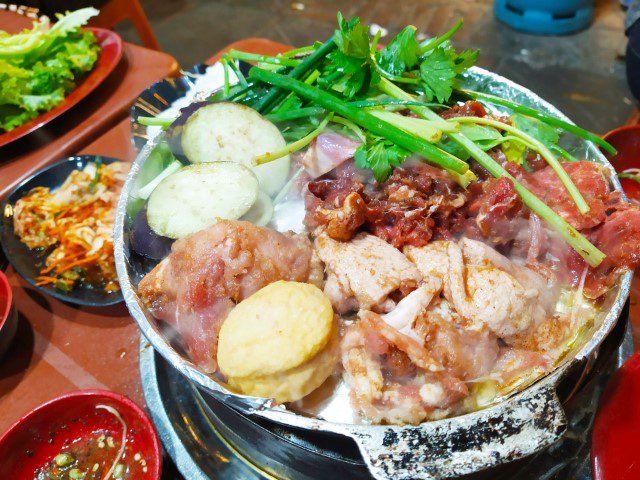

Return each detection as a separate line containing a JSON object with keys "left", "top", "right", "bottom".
{"left": 0, "top": 10, "right": 179, "bottom": 200}
{"left": 0, "top": 9, "right": 178, "bottom": 432}
{"left": 0, "top": 34, "right": 638, "bottom": 439}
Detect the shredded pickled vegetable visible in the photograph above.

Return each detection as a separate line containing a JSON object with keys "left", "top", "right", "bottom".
{"left": 12, "top": 161, "right": 129, "bottom": 292}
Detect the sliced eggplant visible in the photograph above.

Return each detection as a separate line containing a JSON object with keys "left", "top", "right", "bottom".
{"left": 131, "top": 207, "right": 174, "bottom": 260}
{"left": 165, "top": 101, "right": 212, "bottom": 161}
{"left": 136, "top": 160, "right": 182, "bottom": 200}
{"left": 147, "top": 162, "right": 259, "bottom": 239}
{"left": 179, "top": 102, "right": 290, "bottom": 196}
{"left": 240, "top": 190, "right": 274, "bottom": 226}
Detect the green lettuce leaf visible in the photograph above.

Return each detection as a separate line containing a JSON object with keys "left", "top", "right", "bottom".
{"left": 0, "top": 9, "right": 100, "bottom": 132}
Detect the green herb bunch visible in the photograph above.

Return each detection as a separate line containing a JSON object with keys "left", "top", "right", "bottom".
{"left": 141, "top": 12, "right": 618, "bottom": 268}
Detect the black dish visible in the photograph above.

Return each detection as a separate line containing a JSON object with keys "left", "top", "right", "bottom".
{"left": 0, "top": 155, "right": 124, "bottom": 307}
{"left": 130, "top": 61, "right": 252, "bottom": 150}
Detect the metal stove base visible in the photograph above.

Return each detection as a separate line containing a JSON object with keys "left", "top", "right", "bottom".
{"left": 140, "top": 311, "right": 634, "bottom": 480}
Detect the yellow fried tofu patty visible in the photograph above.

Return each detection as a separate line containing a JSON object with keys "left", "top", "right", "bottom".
{"left": 218, "top": 281, "right": 336, "bottom": 402}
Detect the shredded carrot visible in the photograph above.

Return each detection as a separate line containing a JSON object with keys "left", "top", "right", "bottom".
{"left": 40, "top": 251, "right": 85, "bottom": 274}
{"left": 57, "top": 254, "right": 101, "bottom": 273}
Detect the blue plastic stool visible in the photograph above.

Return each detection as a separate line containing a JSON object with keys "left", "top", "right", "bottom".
{"left": 494, "top": 0, "right": 595, "bottom": 35}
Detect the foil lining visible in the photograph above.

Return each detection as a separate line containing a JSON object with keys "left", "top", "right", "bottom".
{"left": 114, "top": 65, "right": 632, "bottom": 479}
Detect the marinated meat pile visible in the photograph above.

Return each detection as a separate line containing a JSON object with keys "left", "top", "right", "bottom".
{"left": 300, "top": 106, "right": 640, "bottom": 424}
{"left": 337, "top": 237, "right": 555, "bottom": 425}
{"left": 305, "top": 107, "right": 640, "bottom": 299}
{"left": 305, "top": 162, "right": 466, "bottom": 247}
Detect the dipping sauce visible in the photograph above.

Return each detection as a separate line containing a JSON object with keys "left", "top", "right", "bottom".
{"left": 33, "top": 432, "right": 148, "bottom": 479}
{"left": 31, "top": 405, "right": 149, "bottom": 480}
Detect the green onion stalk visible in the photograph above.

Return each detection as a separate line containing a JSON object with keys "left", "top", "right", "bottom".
{"left": 254, "top": 114, "right": 333, "bottom": 164}
{"left": 448, "top": 115, "right": 590, "bottom": 215}
{"left": 265, "top": 100, "right": 449, "bottom": 123}
{"left": 222, "top": 54, "right": 249, "bottom": 88}
{"left": 458, "top": 89, "right": 617, "bottom": 155}
{"left": 281, "top": 44, "right": 318, "bottom": 58}
{"left": 272, "top": 68, "right": 322, "bottom": 114}
{"left": 618, "top": 170, "right": 640, "bottom": 183}
{"left": 248, "top": 67, "right": 470, "bottom": 175}
{"left": 138, "top": 116, "right": 175, "bottom": 127}
{"left": 551, "top": 144, "right": 579, "bottom": 163}
{"left": 227, "top": 50, "right": 301, "bottom": 67}
{"left": 252, "top": 37, "right": 338, "bottom": 114}
{"left": 331, "top": 116, "right": 366, "bottom": 142}
{"left": 378, "top": 77, "right": 605, "bottom": 267}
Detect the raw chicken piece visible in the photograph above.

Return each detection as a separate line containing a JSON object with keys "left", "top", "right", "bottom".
{"left": 379, "top": 285, "right": 442, "bottom": 344}
{"left": 342, "top": 315, "right": 468, "bottom": 425}
{"left": 138, "top": 220, "right": 313, "bottom": 372}
{"left": 415, "top": 298, "right": 500, "bottom": 381}
{"left": 361, "top": 309, "right": 443, "bottom": 373}
{"left": 405, "top": 238, "right": 551, "bottom": 343}
{"left": 404, "top": 241, "right": 450, "bottom": 283}
{"left": 459, "top": 238, "right": 553, "bottom": 309}
{"left": 374, "top": 284, "right": 499, "bottom": 380}
{"left": 314, "top": 232, "right": 422, "bottom": 314}
{"left": 446, "top": 240, "right": 542, "bottom": 339}
{"left": 341, "top": 280, "right": 500, "bottom": 424}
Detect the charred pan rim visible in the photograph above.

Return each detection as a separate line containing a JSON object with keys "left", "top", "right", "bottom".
{"left": 114, "top": 66, "right": 632, "bottom": 479}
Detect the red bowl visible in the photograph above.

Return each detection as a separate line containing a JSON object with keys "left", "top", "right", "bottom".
{"left": 602, "top": 125, "right": 640, "bottom": 201}
{"left": 0, "top": 390, "right": 162, "bottom": 479}
{"left": 0, "top": 270, "right": 17, "bottom": 359}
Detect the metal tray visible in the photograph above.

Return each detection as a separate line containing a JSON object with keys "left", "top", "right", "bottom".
{"left": 141, "top": 306, "right": 634, "bottom": 480}
{"left": 118, "top": 62, "right": 634, "bottom": 479}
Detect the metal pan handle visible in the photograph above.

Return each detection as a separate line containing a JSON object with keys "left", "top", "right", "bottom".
{"left": 337, "top": 375, "right": 567, "bottom": 480}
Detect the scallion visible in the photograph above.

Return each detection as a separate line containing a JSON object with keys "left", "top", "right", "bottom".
{"left": 253, "top": 37, "right": 337, "bottom": 114}
{"left": 254, "top": 114, "right": 333, "bottom": 165}
{"left": 249, "top": 67, "right": 470, "bottom": 174}
{"left": 458, "top": 89, "right": 617, "bottom": 155}
{"left": 449, "top": 115, "right": 590, "bottom": 214}
{"left": 227, "top": 50, "right": 301, "bottom": 67}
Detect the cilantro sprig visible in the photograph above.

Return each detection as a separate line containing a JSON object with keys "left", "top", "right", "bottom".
{"left": 355, "top": 135, "right": 410, "bottom": 182}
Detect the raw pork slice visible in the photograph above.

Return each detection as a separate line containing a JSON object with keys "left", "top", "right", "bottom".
{"left": 138, "top": 220, "right": 314, "bottom": 372}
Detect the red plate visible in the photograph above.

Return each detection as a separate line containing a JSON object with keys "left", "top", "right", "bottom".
{"left": 0, "top": 390, "right": 162, "bottom": 479}
{"left": 0, "top": 27, "right": 123, "bottom": 148}
{"left": 592, "top": 353, "right": 640, "bottom": 479}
